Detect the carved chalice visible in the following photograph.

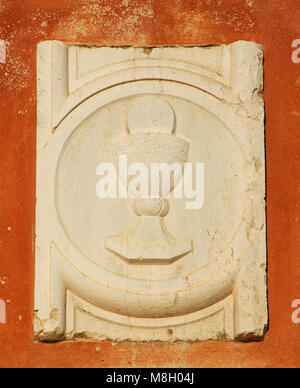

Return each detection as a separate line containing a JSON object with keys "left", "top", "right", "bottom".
{"left": 105, "top": 97, "right": 193, "bottom": 263}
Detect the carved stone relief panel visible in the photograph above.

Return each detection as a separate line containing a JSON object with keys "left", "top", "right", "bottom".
{"left": 35, "top": 41, "right": 267, "bottom": 342}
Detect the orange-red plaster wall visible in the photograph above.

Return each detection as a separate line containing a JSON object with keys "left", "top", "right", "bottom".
{"left": 0, "top": 0, "right": 299, "bottom": 368}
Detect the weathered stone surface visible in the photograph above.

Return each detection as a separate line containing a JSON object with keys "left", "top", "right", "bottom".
{"left": 35, "top": 41, "right": 267, "bottom": 342}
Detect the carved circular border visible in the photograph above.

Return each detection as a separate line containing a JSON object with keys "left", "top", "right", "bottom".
{"left": 51, "top": 76, "right": 248, "bottom": 318}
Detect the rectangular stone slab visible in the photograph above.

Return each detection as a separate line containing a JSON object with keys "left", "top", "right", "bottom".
{"left": 35, "top": 41, "right": 267, "bottom": 342}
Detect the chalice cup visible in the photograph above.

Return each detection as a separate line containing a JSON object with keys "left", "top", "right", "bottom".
{"left": 104, "top": 97, "right": 193, "bottom": 263}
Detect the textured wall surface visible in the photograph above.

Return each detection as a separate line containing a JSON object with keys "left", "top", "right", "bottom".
{"left": 0, "top": 0, "right": 299, "bottom": 368}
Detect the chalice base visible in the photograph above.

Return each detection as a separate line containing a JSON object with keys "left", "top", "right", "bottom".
{"left": 105, "top": 217, "right": 193, "bottom": 263}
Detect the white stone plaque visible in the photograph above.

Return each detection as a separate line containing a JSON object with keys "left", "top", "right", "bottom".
{"left": 35, "top": 41, "right": 267, "bottom": 342}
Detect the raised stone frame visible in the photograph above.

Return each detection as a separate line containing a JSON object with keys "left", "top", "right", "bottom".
{"left": 34, "top": 41, "right": 267, "bottom": 342}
